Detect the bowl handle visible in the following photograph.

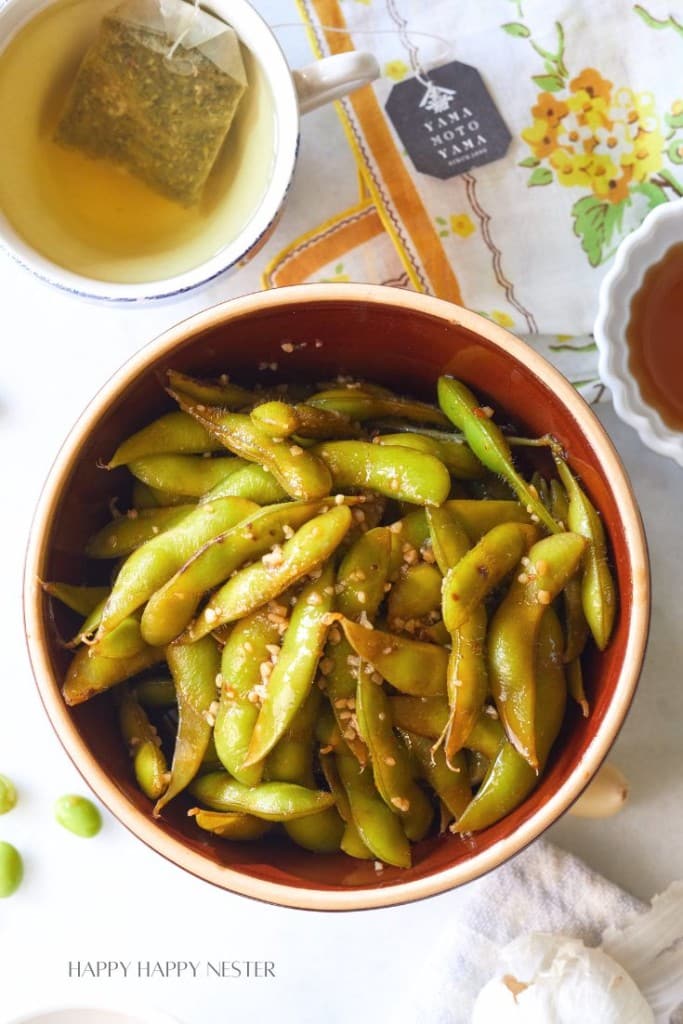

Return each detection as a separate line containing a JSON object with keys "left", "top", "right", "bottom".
{"left": 293, "top": 52, "right": 379, "bottom": 114}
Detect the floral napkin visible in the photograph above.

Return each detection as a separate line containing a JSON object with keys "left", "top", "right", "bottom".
{"left": 267, "top": 0, "right": 683, "bottom": 400}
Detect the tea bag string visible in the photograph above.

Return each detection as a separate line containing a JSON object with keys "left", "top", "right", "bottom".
{"left": 167, "top": 0, "right": 201, "bottom": 61}
{"left": 270, "top": 23, "right": 452, "bottom": 86}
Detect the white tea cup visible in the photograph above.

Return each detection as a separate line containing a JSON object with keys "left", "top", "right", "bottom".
{"left": 0, "top": 0, "right": 378, "bottom": 301}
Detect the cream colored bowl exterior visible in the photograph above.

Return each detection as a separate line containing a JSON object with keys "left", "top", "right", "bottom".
{"left": 23, "top": 284, "right": 650, "bottom": 911}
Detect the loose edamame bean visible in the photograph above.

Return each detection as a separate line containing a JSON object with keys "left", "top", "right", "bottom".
{"left": 0, "top": 774, "right": 17, "bottom": 815}
{"left": 55, "top": 795, "right": 102, "bottom": 838}
{"left": 0, "top": 842, "right": 23, "bottom": 897}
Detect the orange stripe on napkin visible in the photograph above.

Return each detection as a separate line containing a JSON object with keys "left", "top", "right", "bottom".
{"left": 299, "top": 0, "right": 463, "bottom": 305}
{"left": 262, "top": 200, "right": 384, "bottom": 288}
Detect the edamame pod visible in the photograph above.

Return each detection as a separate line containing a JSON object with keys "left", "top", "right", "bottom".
{"left": 41, "top": 582, "right": 109, "bottom": 616}
{"left": 342, "top": 619, "right": 447, "bottom": 697}
{"left": 374, "top": 432, "right": 483, "bottom": 479}
{"left": 489, "top": 532, "right": 585, "bottom": 768}
{"left": 444, "top": 605, "right": 489, "bottom": 762}
{"left": 119, "top": 690, "right": 169, "bottom": 801}
{"left": 252, "top": 400, "right": 360, "bottom": 439}
{"left": 129, "top": 455, "right": 248, "bottom": 498}
{"left": 63, "top": 643, "right": 164, "bottom": 705}
{"left": 167, "top": 369, "right": 254, "bottom": 409}
{"left": 170, "top": 391, "right": 333, "bottom": 500}
{"left": 555, "top": 458, "right": 616, "bottom": 651}
{"left": 314, "top": 441, "right": 450, "bottom": 506}
{"left": 190, "top": 774, "right": 336, "bottom": 821}
{"left": 141, "top": 499, "right": 341, "bottom": 646}
{"left": 183, "top": 506, "right": 352, "bottom": 643}
{"left": 97, "top": 497, "right": 256, "bottom": 638}
{"left": 425, "top": 505, "right": 470, "bottom": 576}
{"left": 437, "top": 377, "right": 561, "bottom": 534}
{"left": 387, "top": 563, "right": 442, "bottom": 626}
{"left": 334, "top": 751, "right": 411, "bottom": 867}
{"left": 199, "top": 464, "right": 289, "bottom": 505}
{"left": 190, "top": 809, "right": 271, "bottom": 840}
{"left": 309, "top": 387, "right": 449, "bottom": 427}
{"left": 108, "top": 411, "right": 223, "bottom": 467}
{"left": 154, "top": 636, "right": 221, "bottom": 816}
{"left": 86, "top": 506, "right": 193, "bottom": 558}
{"left": 401, "top": 730, "right": 470, "bottom": 822}
{"left": 245, "top": 565, "right": 336, "bottom": 766}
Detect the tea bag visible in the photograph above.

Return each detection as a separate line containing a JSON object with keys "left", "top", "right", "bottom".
{"left": 55, "top": 0, "right": 248, "bottom": 206}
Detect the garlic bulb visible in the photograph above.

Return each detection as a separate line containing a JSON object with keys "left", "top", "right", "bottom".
{"left": 472, "top": 933, "right": 653, "bottom": 1023}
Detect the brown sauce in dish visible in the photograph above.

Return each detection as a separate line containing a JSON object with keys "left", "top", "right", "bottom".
{"left": 626, "top": 241, "right": 683, "bottom": 430}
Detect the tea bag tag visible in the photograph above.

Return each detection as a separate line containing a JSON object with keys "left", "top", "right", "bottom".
{"left": 385, "top": 61, "right": 511, "bottom": 179}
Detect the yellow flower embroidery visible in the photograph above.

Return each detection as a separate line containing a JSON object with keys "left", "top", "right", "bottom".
{"left": 522, "top": 67, "right": 664, "bottom": 205}
{"left": 492, "top": 311, "right": 514, "bottom": 328}
{"left": 384, "top": 60, "right": 409, "bottom": 82}
{"left": 449, "top": 213, "right": 476, "bottom": 238}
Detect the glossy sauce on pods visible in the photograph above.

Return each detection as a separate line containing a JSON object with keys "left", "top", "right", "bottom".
{"left": 626, "top": 242, "right": 683, "bottom": 430}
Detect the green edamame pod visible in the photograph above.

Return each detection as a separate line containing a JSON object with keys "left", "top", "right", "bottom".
{"left": 437, "top": 377, "right": 561, "bottom": 534}
{"left": 555, "top": 458, "right": 616, "bottom": 651}
{"left": 489, "top": 532, "right": 586, "bottom": 769}
{"left": 86, "top": 506, "right": 193, "bottom": 558}
{"left": 387, "top": 563, "right": 442, "bottom": 625}
{"left": 320, "top": 751, "right": 373, "bottom": 860}
{"left": 444, "top": 605, "right": 489, "bottom": 762}
{"left": 108, "top": 411, "right": 224, "bottom": 467}
{"left": 119, "top": 690, "right": 169, "bottom": 801}
{"left": 134, "top": 677, "right": 177, "bottom": 709}
{"left": 389, "top": 696, "right": 449, "bottom": 739}
{"left": 96, "top": 497, "right": 256, "bottom": 638}
{"left": 342, "top": 619, "right": 447, "bottom": 697}
{"left": 355, "top": 670, "right": 433, "bottom": 841}
{"left": 166, "top": 369, "right": 254, "bottom": 409}
{"left": 88, "top": 614, "right": 147, "bottom": 661}
{"left": 549, "top": 477, "right": 590, "bottom": 661}
{"left": 266, "top": 690, "right": 344, "bottom": 853}
{"left": 141, "top": 499, "right": 340, "bottom": 647}
{"left": 252, "top": 400, "right": 360, "bottom": 439}
{"left": 441, "top": 523, "right": 539, "bottom": 633}
{"left": 374, "top": 432, "right": 483, "bottom": 479}
{"left": 334, "top": 750, "right": 411, "bottom": 868}
{"left": 214, "top": 609, "right": 280, "bottom": 787}
{"left": 567, "top": 657, "right": 589, "bottom": 718}
{"left": 129, "top": 455, "right": 248, "bottom": 498}
{"left": 455, "top": 608, "right": 566, "bottom": 832}
{"left": 190, "top": 809, "right": 271, "bottom": 840}
{"left": 425, "top": 505, "right": 470, "bottom": 576}
{"left": 309, "top": 387, "right": 450, "bottom": 427}
{"left": 314, "top": 441, "right": 450, "bottom": 506}
{"left": 245, "top": 565, "right": 335, "bottom": 766}
{"left": 190, "top": 774, "right": 336, "bottom": 821}
{"left": 183, "top": 505, "right": 352, "bottom": 643}
{"left": 41, "top": 582, "right": 110, "bottom": 616}
{"left": 401, "top": 730, "right": 470, "bottom": 822}
{"left": 154, "top": 636, "right": 221, "bottom": 816}
{"left": 170, "top": 391, "right": 333, "bottom": 500}
{"left": 199, "top": 464, "right": 289, "bottom": 505}
{"left": 63, "top": 643, "right": 165, "bottom": 705}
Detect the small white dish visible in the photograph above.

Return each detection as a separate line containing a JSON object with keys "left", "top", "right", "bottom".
{"left": 595, "top": 198, "right": 683, "bottom": 468}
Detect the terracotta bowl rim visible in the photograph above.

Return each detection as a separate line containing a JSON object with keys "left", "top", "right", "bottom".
{"left": 22, "top": 283, "right": 650, "bottom": 911}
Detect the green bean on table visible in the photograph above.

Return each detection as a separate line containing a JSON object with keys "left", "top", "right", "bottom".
{"left": 46, "top": 368, "right": 618, "bottom": 866}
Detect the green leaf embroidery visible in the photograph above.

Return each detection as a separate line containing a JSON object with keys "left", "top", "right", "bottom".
{"left": 632, "top": 181, "right": 668, "bottom": 208}
{"left": 528, "top": 166, "right": 554, "bottom": 186}
{"left": 518, "top": 156, "right": 540, "bottom": 168}
{"left": 435, "top": 216, "right": 447, "bottom": 225}
{"left": 570, "top": 377, "right": 599, "bottom": 390}
{"left": 668, "top": 139, "right": 683, "bottom": 164}
{"left": 439, "top": 230, "right": 449, "bottom": 237}
{"left": 335, "top": 263, "right": 344, "bottom": 274}
{"left": 531, "top": 74, "right": 564, "bottom": 92}
{"left": 550, "top": 341, "right": 598, "bottom": 353}
{"left": 572, "top": 196, "right": 630, "bottom": 267}
{"left": 501, "top": 22, "right": 530, "bottom": 37}
{"left": 665, "top": 109, "right": 683, "bottom": 130}
{"left": 633, "top": 5, "right": 683, "bottom": 36}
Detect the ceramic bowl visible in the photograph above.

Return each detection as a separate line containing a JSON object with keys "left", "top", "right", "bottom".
{"left": 595, "top": 197, "right": 683, "bottom": 468}
{"left": 23, "top": 284, "right": 650, "bottom": 911}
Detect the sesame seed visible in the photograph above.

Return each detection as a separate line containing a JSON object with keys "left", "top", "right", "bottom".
{"left": 307, "top": 591, "right": 323, "bottom": 606}
{"left": 328, "top": 626, "right": 341, "bottom": 644}
{"left": 282, "top": 524, "right": 294, "bottom": 540}
{"left": 517, "top": 573, "right": 529, "bottom": 584}
{"left": 334, "top": 493, "right": 345, "bottom": 505}
{"left": 391, "top": 797, "right": 410, "bottom": 812}
{"left": 151, "top": 526, "right": 159, "bottom": 535}
{"left": 359, "top": 610, "right": 373, "bottom": 629}
{"left": 389, "top": 521, "right": 403, "bottom": 534}
{"left": 347, "top": 654, "right": 361, "bottom": 668}
{"left": 537, "top": 589, "right": 552, "bottom": 605}
{"left": 265, "top": 644, "right": 281, "bottom": 658}
{"left": 383, "top": 582, "right": 392, "bottom": 593}
{"left": 521, "top": 556, "right": 531, "bottom": 567}
{"left": 315, "top": 340, "right": 323, "bottom": 349}
{"left": 530, "top": 514, "right": 540, "bottom": 524}
{"left": 204, "top": 607, "right": 218, "bottom": 623}
{"left": 281, "top": 342, "right": 294, "bottom": 353}
{"left": 393, "top": 617, "right": 405, "bottom": 630}
{"left": 289, "top": 445, "right": 304, "bottom": 457}
{"left": 357, "top": 591, "right": 366, "bottom": 605}
{"left": 374, "top": 861, "right": 384, "bottom": 872}
{"left": 528, "top": 484, "right": 539, "bottom": 500}
{"left": 219, "top": 374, "right": 230, "bottom": 384}
{"left": 371, "top": 672, "right": 383, "bottom": 685}
{"left": 320, "top": 744, "right": 333, "bottom": 755}
{"left": 209, "top": 700, "right": 220, "bottom": 716}
{"left": 378, "top": 712, "right": 386, "bottom": 721}
{"left": 323, "top": 585, "right": 334, "bottom": 596}
{"left": 485, "top": 705, "right": 499, "bottom": 719}
{"left": 390, "top": 478, "right": 400, "bottom": 492}
{"left": 384, "top": 756, "right": 396, "bottom": 766}
{"left": 339, "top": 710, "right": 353, "bottom": 720}
{"left": 352, "top": 508, "right": 366, "bottom": 523}
{"left": 320, "top": 658, "right": 334, "bottom": 675}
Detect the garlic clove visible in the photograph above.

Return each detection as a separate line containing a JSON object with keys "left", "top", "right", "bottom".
{"left": 569, "top": 762, "right": 629, "bottom": 819}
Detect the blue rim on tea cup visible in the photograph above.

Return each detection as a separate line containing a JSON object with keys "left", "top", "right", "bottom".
{"left": 595, "top": 197, "right": 683, "bottom": 468}
{"left": 0, "top": 0, "right": 378, "bottom": 302}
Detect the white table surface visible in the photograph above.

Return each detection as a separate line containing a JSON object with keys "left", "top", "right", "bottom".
{"left": 1, "top": 3, "right": 682, "bottom": 1020}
